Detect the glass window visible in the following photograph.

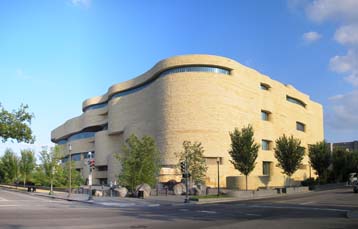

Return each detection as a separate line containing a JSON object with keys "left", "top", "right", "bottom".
{"left": 286, "top": 95, "right": 306, "bottom": 108}
{"left": 97, "top": 166, "right": 108, "bottom": 171}
{"left": 84, "top": 102, "right": 107, "bottom": 112}
{"left": 263, "top": 161, "right": 271, "bottom": 176}
{"left": 57, "top": 139, "right": 67, "bottom": 145}
{"left": 84, "top": 152, "right": 95, "bottom": 159}
{"left": 68, "top": 132, "right": 95, "bottom": 142}
{"left": 261, "top": 110, "right": 270, "bottom": 121}
{"left": 159, "top": 66, "right": 230, "bottom": 78}
{"left": 260, "top": 83, "right": 270, "bottom": 90}
{"left": 71, "top": 153, "right": 81, "bottom": 161}
{"left": 296, "top": 122, "right": 305, "bottom": 132}
{"left": 262, "top": 140, "right": 271, "bottom": 150}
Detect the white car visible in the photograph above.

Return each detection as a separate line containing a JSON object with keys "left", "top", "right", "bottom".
{"left": 349, "top": 173, "right": 357, "bottom": 185}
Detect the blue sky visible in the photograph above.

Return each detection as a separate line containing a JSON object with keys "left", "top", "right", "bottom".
{"left": 1, "top": 0, "right": 357, "bottom": 155}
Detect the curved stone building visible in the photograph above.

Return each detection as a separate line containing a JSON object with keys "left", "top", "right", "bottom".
{"left": 51, "top": 54, "right": 323, "bottom": 189}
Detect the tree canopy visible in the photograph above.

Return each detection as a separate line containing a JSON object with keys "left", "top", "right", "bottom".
{"left": 0, "top": 104, "right": 35, "bottom": 143}
{"left": 274, "top": 135, "right": 305, "bottom": 178}
{"left": 308, "top": 141, "right": 331, "bottom": 182}
{"left": 228, "top": 125, "right": 259, "bottom": 190}
{"left": 116, "top": 134, "right": 161, "bottom": 191}
{"left": 19, "top": 149, "right": 36, "bottom": 186}
{"left": 176, "top": 141, "right": 208, "bottom": 185}
{"left": 0, "top": 149, "right": 19, "bottom": 183}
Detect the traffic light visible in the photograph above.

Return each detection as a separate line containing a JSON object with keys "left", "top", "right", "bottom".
{"left": 89, "top": 159, "right": 95, "bottom": 170}
{"left": 180, "top": 161, "right": 186, "bottom": 173}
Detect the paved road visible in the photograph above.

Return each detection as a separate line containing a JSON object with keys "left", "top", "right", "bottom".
{"left": 0, "top": 187, "right": 357, "bottom": 228}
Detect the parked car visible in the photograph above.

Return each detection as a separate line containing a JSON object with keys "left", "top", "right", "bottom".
{"left": 354, "top": 181, "right": 358, "bottom": 193}
{"left": 348, "top": 173, "right": 357, "bottom": 185}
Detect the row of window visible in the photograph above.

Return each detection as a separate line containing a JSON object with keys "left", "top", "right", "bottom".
{"left": 262, "top": 161, "right": 307, "bottom": 176}
{"left": 57, "top": 132, "right": 96, "bottom": 145}
{"left": 61, "top": 152, "right": 95, "bottom": 163}
{"left": 83, "top": 65, "right": 230, "bottom": 112}
{"left": 260, "top": 83, "right": 306, "bottom": 108}
{"left": 261, "top": 110, "right": 306, "bottom": 132}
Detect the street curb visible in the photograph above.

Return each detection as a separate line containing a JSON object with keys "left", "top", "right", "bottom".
{"left": 347, "top": 211, "right": 358, "bottom": 219}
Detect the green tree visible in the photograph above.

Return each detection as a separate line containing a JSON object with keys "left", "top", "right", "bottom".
{"left": 331, "top": 149, "right": 358, "bottom": 182}
{"left": 176, "top": 141, "right": 208, "bottom": 185}
{"left": 274, "top": 135, "right": 305, "bottom": 186}
{"left": 0, "top": 104, "right": 35, "bottom": 143}
{"left": 39, "top": 146, "right": 62, "bottom": 192}
{"left": 19, "top": 149, "right": 36, "bottom": 186}
{"left": 228, "top": 125, "right": 259, "bottom": 190}
{"left": 0, "top": 149, "right": 19, "bottom": 183}
{"left": 116, "top": 134, "right": 160, "bottom": 191}
{"left": 308, "top": 141, "right": 331, "bottom": 183}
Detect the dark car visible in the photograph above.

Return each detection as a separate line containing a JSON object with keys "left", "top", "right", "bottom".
{"left": 354, "top": 181, "right": 358, "bottom": 193}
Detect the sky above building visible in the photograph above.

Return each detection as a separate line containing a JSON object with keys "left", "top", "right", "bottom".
{"left": 1, "top": 0, "right": 357, "bottom": 155}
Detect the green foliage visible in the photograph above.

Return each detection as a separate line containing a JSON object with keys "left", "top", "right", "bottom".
{"left": 274, "top": 135, "right": 305, "bottom": 178}
{"left": 308, "top": 141, "right": 331, "bottom": 182}
{"left": 0, "top": 149, "right": 19, "bottom": 183}
{"left": 19, "top": 149, "right": 36, "bottom": 185}
{"left": 331, "top": 149, "right": 358, "bottom": 182}
{"left": 0, "top": 104, "right": 35, "bottom": 143}
{"left": 116, "top": 134, "right": 161, "bottom": 191}
{"left": 176, "top": 141, "right": 208, "bottom": 185}
{"left": 228, "top": 125, "right": 259, "bottom": 190}
{"left": 229, "top": 125, "right": 259, "bottom": 176}
{"left": 39, "top": 146, "right": 61, "bottom": 186}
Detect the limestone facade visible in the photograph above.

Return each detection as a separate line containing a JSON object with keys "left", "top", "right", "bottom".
{"left": 51, "top": 54, "right": 323, "bottom": 189}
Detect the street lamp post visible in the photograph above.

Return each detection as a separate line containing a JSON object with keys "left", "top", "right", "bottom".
{"left": 68, "top": 144, "right": 72, "bottom": 198}
{"left": 50, "top": 166, "right": 54, "bottom": 195}
{"left": 217, "top": 157, "right": 220, "bottom": 197}
{"left": 88, "top": 152, "right": 93, "bottom": 201}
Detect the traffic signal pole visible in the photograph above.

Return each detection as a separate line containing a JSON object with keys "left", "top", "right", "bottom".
{"left": 184, "top": 157, "right": 189, "bottom": 203}
{"left": 88, "top": 153, "right": 94, "bottom": 201}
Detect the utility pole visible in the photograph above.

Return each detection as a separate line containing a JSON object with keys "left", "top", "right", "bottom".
{"left": 184, "top": 157, "right": 189, "bottom": 203}
{"left": 217, "top": 157, "right": 220, "bottom": 197}
{"left": 68, "top": 144, "right": 72, "bottom": 198}
{"left": 88, "top": 152, "right": 94, "bottom": 201}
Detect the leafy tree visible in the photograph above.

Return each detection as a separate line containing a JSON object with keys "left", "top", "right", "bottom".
{"left": 0, "top": 149, "right": 19, "bottom": 183}
{"left": 116, "top": 134, "right": 161, "bottom": 191}
{"left": 176, "top": 141, "right": 208, "bottom": 185}
{"left": 38, "top": 146, "right": 62, "bottom": 191}
{"left": 19, "top": 149, "right": 36, "bottom": 186}
{"left": 228, "top": 125, "right": 259, "bottom": 190}
{"left": 0, "top": 104, "right": 35, "bottom": 143}
{"left": 308, "top": 141, "right": 331, "bottom": 183}
{"left": 274, "top": 135, "right": 305, "bottom": 186}
{"left": 331, "top": 149, "right": 358, "bottom": 182}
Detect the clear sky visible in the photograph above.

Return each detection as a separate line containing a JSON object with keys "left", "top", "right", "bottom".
{"left": 1, "top": 0, "right": 357, "bottom": 156}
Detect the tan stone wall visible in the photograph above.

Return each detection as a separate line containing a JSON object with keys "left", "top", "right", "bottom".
{"left": 51, "top": 54, "right": 323, "bottom": 188}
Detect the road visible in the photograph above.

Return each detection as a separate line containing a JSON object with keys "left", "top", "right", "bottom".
{"left": 0, "top": 187, "right": 357, "bottom": 228}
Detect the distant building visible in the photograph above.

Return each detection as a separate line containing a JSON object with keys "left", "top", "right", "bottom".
{"left": 333, "top": 141, "right": 358, "bottom": 152}
{"left": 51, "top": 54, "right": 324, "bottom": 189}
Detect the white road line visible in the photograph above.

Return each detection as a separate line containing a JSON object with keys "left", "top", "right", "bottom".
{"left": 0, "top": 197, "right": 8, "bottom": 201}
{"left": 197, "top": 210, "right": 217, "bottom": 214}
{"left": 0, "top": 205, "right": 18, "bottom": 207}
{"left": 300, "top": 201, "right": 315, "bottom": 205}
{"left": 251, "top": 205, "right": 349, "bottom": 212}
{"left": 246, "top": 213, "right": 261, "bottom": 217}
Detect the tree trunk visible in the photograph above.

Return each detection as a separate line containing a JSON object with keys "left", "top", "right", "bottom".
{"left": 23, "top": 175, "right": 26, "bottom": 187}
{"left": 245, "top": 175, "right": 248, "bottom": 191}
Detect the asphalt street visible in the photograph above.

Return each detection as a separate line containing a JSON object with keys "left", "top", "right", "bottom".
{"left": 0, "top": 187, "right": 357, "bottom": 229}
